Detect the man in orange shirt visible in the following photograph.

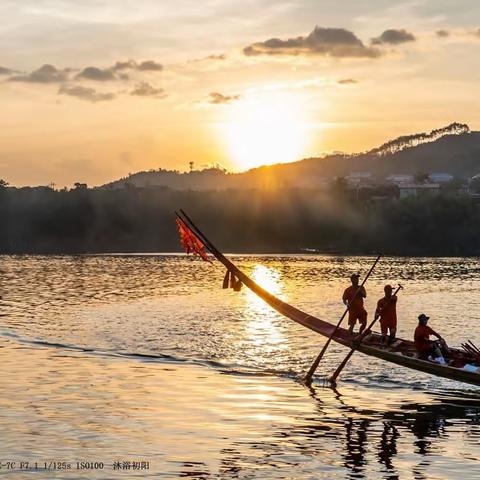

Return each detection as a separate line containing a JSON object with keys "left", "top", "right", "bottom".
{"left": 414, "top": 313, "right": 448, "bottom": 361}
{"left": 375, "top": 285, "right": 398, "bottom": 346}
{"left": 342, "top": 273, "right": 367, "bottom": 335}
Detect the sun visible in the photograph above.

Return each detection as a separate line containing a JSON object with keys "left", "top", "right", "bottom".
{"left": 218, "top": 93, "right": 309, "bottom": 171}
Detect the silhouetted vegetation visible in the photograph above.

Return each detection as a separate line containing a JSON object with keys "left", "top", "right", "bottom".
{"left": 104, "top": 126, "right": 480, "bottom": 191}
{"left": 370, "top": 122, "right": 470, "bottom": 156}
{"left": 1, "top": 183, "right": 480, "bottom": 255}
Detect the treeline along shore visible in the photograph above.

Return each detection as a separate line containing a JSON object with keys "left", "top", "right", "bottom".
{"left": 1, "top": 181, "right": 480, "bottom": 256}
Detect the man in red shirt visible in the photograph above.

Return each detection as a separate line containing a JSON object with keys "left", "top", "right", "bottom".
{"left": 342, "top": 273, "right": 367, "bottom": 335}
{"left": 375, "top": 284, "right": 398, "bottom": 346}
{"left": 414, "top": 314, "right": 447, "bottom": 360}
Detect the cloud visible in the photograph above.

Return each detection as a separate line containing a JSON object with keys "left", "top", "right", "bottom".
{"left": 207, "top": 92, "right": 240, "bottom": 104}
{"left": 58, "top": 84, "right": 116, "bottom": 102}
{"left": 187, "top": 53, "right": 226, "bottom": 64}
{"left": 243, "top": 26, "right": 381, "bottom": 58}
{"left": 205, "top": 54, "right": 226, "bottom": 61}
{"left": 0, "top": 66, "right": 15, "bottom": 75}
{"left": 112, "top": 59, "right": 163, "bottom": 71}
{"left": 75, "top": 66, "right": 116, "bottom": 81}
{"left": 76, "top": 60, "right": 163, "bottom": 81}
{"left": 436, "top": 30, "right": 450, "bottom": 38}
{"left": 371, "top": 29, "right": 416, "bottom": 45}
{"left": 130, "top": 82, "right": 166, "bottom": 98}
{"left": 112, "top": 60, "right": 137, "bottom": 71}
{"left": 8, "top": 64, "right": 69, "bottom": 83}
{"left": 5, "top": 60, "right": 163, "bottom": 85}
{"left": 137, "top": 60, "right": 163, "bottom": 71}
{"left": 338, "top": 78, "right": 358, "bottom": 85}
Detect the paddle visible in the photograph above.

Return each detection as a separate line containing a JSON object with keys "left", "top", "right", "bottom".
{"left": 304, "top": 254, "right": 382, "bottom": 386}
{"left": 328, "top": 284, "right": 403, "bottom": 387}
{"left": 461, "top": 342, "right": 480, "bottom": 362}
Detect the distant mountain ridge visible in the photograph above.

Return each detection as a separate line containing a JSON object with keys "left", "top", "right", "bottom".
{"left": 369, "top": 122, "right": 470, "bottom": 156}
{"left": 103, "top": 123, "right": 480, "bottom": 190}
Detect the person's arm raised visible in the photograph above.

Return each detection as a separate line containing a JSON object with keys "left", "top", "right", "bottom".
{"left": 431, "top": 328, "right": 443, "bottom": 341}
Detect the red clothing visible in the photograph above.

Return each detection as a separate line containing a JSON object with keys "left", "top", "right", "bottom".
{"left": 348, "top": 308, "right": 367, "bottom": 327}
{"left": 414, "top": 324, "right": 438, "bottom": 354}
{"left": 375, "top": 296, "right": 397, "bottom": 335}
{"left": 343, "top": 285, "right": 367, "bottom": 327}
{"left": 342, "top": 286, "right": 366, "bottom": 310}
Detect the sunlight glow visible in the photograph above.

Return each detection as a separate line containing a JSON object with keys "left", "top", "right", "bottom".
{"left": 244, "top": 265, "right": 287, "bottom": 349}
{"left": 219, "top": 94, "right": 310, "bottom": 171}
{"left": 244, "top": 264, "right": 282, "bottom": 316}
{"left": 250, "top": 265, "right": 282, "bottom": 295}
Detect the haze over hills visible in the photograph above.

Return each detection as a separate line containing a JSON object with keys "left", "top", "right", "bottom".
{"left": 3, "top": 122, "right": 480, "bottom": 255}
{"left": 103, "top": 123, "right": 480, "bottom": 190}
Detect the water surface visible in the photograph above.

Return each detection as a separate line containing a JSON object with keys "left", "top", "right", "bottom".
{"left": 1, "top": 255, "right": 479, "bottom": 478}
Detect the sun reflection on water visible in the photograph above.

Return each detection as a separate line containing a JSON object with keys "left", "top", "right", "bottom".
{"left": 248, "top": 265, "right": 282, "bottom": 299}
{"left": 244, "top": 265, "right": 287, "bottom": 351}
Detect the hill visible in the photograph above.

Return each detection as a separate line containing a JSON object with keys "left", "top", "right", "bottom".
{"left": 103, "top": 123, "right": 480, "bottom": 190}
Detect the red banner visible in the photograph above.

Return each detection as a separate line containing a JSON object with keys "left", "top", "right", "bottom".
{"left": 176, "top": 218, "right": 211, "bottom": 262}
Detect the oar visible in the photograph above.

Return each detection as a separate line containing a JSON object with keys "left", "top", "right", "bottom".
{"left": 304, "top": 254, "right": 382, "bottom": 386}
{"left": 462, "top": 343, "right": 480, "bottom": 361}
{"left": 468, "top": 340, "right": 480, "bottom": 355}
{"left": 328, "top": 284, "right": 403, "bottom": 387}
{"left": 462, "top": 343, "right": 476, "bottom": 354}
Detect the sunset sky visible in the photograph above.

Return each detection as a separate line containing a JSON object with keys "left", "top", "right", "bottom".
{"left": 2, "top": 0, "right": 480, "bottom": 187}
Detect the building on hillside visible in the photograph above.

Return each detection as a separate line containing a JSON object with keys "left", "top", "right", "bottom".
{"left": 386, "top": 174, "right": 414, "bottom": 186}
{"left": 468, "top": 172, "right": 480, "bottom": 183}
{"left": 399, "top": 183, "right": 440, "bottom": 199}
{"left": 345, "top": 171, "right": 373, "bottom": 186}
{"left": 429, "top": 173, "right": 454, "bottom": 184}
{"left": 468, "top": 173, "right": 480, "bottom": 197}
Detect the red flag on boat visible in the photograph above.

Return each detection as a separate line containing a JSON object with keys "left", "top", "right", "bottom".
{"left": 176, "top": 217, "right": 212, "bottom": 262}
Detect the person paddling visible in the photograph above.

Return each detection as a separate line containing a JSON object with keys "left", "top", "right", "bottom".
{"left": 375, "top": 284, "right": 398, "bottom": 346}
{"left": 342, "top": 273, "right": 367, "bottom": 335}
{"left": 414, "top": 314, "right": 449, "bottom": 363}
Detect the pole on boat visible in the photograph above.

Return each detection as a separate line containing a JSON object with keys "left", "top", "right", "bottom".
{"left": 178, "top": 209, "right": 217, "bottom": 252}
{"left": 461, "top": 341, "right": 480, "bottom": 362}
{"left": 175, "top": 210, "right": 216, "bottom": 255}
{"left": 328, "top": 284, "right": 403, "bottom": 387}
{"left": 304, "top": 253, "right": 382, "bottom": 386}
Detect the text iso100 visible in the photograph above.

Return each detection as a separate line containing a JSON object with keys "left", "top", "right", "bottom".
{"left": 77, "top": 462, "right": 104, "bottom": 470}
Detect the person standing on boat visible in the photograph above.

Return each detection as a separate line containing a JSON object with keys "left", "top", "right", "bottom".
{"left": 342, "top": 273, "right": 367, "bottom": 335}
{"left": 414, "top": 314, "right": 448, "bottom": 362}
{"left": 375, "top": 284, "right": 398, "bottom": 346}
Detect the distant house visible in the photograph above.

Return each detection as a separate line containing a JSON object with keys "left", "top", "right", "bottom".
{"left": 468, "top": 173, "right": 480, "bottom": 197}
{"left": 469, "top": 173, "right": 480, "bottom": 185}
{"left": 386, "top": 174, "right": 414, "bottom": 186}
{"left": 399, "top": 183, "right": 440, "bottom": 199}
{"left": 345, "top": 171, "right": 373, "bottom": 186}
{"left": 429, "top": 173, "right": 453, "bottom": 184}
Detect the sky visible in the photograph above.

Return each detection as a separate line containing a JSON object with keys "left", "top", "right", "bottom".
{"left": 2, "top": 0, "right": 480, "bottom": 187}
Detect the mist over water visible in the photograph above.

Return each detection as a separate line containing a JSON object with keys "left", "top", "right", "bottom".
{"left": 1, "top": 254, "right": 480, "bottom": 478}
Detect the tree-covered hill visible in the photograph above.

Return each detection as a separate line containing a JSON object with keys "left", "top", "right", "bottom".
{"left": 103, "top": 123, "right": 480, "bottom": 191}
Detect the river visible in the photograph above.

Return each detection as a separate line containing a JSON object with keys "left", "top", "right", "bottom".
{"left": 1, "top": 254, "right": 479, "bottom": 479}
